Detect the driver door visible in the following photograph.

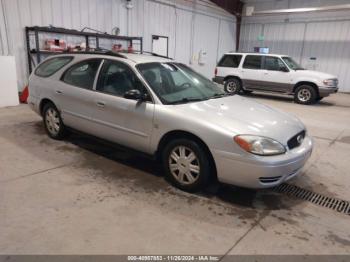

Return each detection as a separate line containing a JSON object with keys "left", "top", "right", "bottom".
{"left": 90, "top": 59, "right": 155, "bottom": 154}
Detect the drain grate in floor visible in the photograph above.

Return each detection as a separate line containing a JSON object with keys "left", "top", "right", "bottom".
{"left": 273, "top": 183, "right": 350, "bottom": 216}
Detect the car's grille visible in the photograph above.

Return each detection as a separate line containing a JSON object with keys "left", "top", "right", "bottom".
{"left": 287, "top": 130, "right": 306, "bottom": 150}
{"left": 259, "top": 176, "right": 282, "bottom": 184}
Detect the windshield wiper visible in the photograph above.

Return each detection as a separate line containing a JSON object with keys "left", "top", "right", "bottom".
{"left": 209, "top": 93, "right": 231, "bottom": 99}
{"left": 167, "top": 97, "right": 206, "bottom": 105}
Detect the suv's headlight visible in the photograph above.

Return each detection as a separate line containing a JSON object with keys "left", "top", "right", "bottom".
{"left": 323, "top": 79, "right": 337, "bottom": 86}
{"left": 234, "top": 135, "right": 286, "bottom": 156}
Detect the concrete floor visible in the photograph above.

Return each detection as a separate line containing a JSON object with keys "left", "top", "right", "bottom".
{"left": 0, "top": 92, "right": 350, "bottom": 255}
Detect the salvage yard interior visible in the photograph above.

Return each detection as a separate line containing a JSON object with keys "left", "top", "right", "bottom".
{"left": 1, "top": 0, "right": 350, "bottom": 259}
{"left": 1, "top": 93, "right": 350, "bottom": 255}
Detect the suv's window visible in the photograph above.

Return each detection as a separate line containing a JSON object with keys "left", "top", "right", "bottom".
{"left": 218, "top": 55, "right": 242, "bottom": 68}
{"left": 97, "top": 60, "right": 147, "bottom": 97}
{"left": 62, "top": 59, "right": 101, "bottom": 89}
{"left": 265, "top": 56, "right": 288, "bottom": 71}
{"left": 243, "top": 55, "right": 262, "bottom": 69}
{"left": 35, "top": 57, "right": 73, "bottom": 77}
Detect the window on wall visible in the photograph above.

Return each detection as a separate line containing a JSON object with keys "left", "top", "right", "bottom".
{"left": 152, "top": 35, "right": 169, "bottom": 57}
{"left": 218, "top": 55, "right": 242, "bottom": 68}
{"left": 62, "top": 59, "right": 102, "bottom": 89}
{"left": 243, "top": 55, "right": 263, "bottom": 70}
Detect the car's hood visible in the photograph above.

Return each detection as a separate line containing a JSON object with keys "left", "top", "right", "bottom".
{"left": 174, "top": 96, "right": 305, "bottom": 145}
{"left": 295, "top": 69, "right": 337, "bottom": 80}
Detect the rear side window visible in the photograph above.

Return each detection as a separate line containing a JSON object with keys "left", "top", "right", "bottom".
{"left": 62, "top": 59, "right": 101, "bottom": 89}
{"left": 35, "top": 57, "right": 73, "bottom": 77}
{"left": 218, "top": 55, "right": 242, "bottom": 68}
{"left": 243, "top": 55, "right": 262, "bottom": 70}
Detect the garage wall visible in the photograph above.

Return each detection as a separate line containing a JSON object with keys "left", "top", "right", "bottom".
{"left": 240, "top": 0, "right": 350, "bottom": 93}
{"left": 0, "top": 0, "right": 236, "bottom": 92}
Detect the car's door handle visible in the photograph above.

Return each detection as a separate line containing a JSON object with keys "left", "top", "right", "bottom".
{"left": 55, "top": 90, "right": 63, "bottom": 94}
{"left": 96, "top": 101, "right": 106, "bottom": 108}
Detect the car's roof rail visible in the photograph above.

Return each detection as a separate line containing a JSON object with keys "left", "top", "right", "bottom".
{"left": 129, "top": 50, "right": 173, "bottom": 60}
{"left": 74, "top": 49, "right": 128, "bottom": 58}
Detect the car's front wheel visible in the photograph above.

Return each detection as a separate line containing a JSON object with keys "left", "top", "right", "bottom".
{"left": 294, "top": 85, "right": 317, "bottom": 105}
{"left": 224, "top": 78, "right": 241, "bottom": 94}
{"left": 43, "top": 102, "right": 67, "bottom": 140}
{"left": 162, "top": 139, "right": 211, "bottom": 192}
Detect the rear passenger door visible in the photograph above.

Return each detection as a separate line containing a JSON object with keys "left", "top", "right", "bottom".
{"left": 241, "top": 55, "right": 264, "bottom": 90}
{"left": 57, "top": 58, "right": 102, "bottom": 133}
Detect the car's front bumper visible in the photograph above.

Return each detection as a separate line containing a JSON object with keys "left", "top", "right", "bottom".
{"left": 319, "top": 86, "right": 338, "bottom": 97}
{"left": 212, "top": 136, "right": 313, "bottom": 189}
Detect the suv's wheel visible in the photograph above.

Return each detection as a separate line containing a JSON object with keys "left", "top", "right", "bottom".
{"left": 43, "top": 103, "right": 67, "bottom": 140}
{"left": 294, "top": 85, "right": 317, "bottom": 105}
{"left": 162, "top": 138, "right": 211, "bottom": 192}
{"left": 224, "top": 78, "right": 241, "bottom": 94}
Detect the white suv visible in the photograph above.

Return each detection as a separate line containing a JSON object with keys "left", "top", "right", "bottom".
{"left": 213, "top": 52, "right": 339, "bottom": 104}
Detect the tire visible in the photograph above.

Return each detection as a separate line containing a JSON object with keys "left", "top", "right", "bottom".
{"left": 316, "top": 97, "right": 324, "bottom": 101}
{"left": 224, "top": 78, "right": 241, "bottom": 94}
{"left": 42, "top": 102, "right": 67, "bottom": 140}
{"left": 294, "top": 85, "right": 317, "bottom": 105}
{"left": 162, "top": 138, "right": 211, "bottom": 192}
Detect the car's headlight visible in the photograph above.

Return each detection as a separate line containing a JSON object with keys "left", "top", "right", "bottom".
{"left": 234, "top": 135, "right": 286, "bottom": 156}
{"left": 323, "top": 79, "right": 337, "bottom": 86}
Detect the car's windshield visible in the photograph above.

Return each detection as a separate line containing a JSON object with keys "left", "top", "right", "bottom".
{"left": 136, "top": 62, "right": 227, "bottom": 104}
{"left": 282, "top": 56, "right": 304, "bottom": 70}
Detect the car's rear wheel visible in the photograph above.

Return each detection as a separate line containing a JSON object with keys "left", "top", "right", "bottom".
{"left": 43, "top": 103, "right": 67, "bottom": 140}
{"left": 224, "top": 78, "right": 241, "bottom": 94}
{"left": 162, "top": 139, "right": 211, "bottom": 192}
{"left": 294, "top": 85, "right": 317, "bottom": 105}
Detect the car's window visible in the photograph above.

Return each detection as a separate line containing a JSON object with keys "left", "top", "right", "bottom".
{"left": 97, "top": 60, "right": 147, "bottom": 98}
{"left": 282, "top": 56, "right": 304, "bottom": 70}
{"left": 35, "top": 57, "right": 73, "bottom": 77}
{"left": 264, "top": 56, "right": 288, "bottom": 71}
{"left": 218, "top": 55, "right": 242, "bottom": 68}
{"left": 137, "top": 62, "right": 227, "bottom": 104}
{"left": 62, "top": 59, "right": 101, "bottom": 89}
{"left": 243, "top": 55, "right": 262, "bottom": 70}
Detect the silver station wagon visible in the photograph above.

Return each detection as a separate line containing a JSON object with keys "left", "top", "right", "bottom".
{"left": 28, "top": 51, "right": 313, "bottom": 192}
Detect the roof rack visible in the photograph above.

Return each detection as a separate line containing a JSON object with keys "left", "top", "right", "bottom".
{"left": 129, "top": 50, "right": 173, "bottom": 60}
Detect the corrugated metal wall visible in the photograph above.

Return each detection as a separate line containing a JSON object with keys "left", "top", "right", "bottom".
{"left": 0, "top": 0, "right": 236, "bottom": 91}
{"left": 240, "top": 0, "right": 350, "bottom": 93}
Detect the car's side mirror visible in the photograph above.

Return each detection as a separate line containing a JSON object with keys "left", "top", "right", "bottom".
{"left": 124, "top": 89, "right": 148, "bottom": 101}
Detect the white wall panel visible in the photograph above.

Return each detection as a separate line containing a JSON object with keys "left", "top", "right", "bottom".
{"left": 217, "top": 20, "right": 236, "bottom": 61}
{"left": 191, "top": 13, "right": 219, "bottom": 77}
{"left": 0, "top": 0, "right": 236, "bottom": 91}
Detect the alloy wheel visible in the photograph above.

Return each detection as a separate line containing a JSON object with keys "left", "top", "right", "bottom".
{"left": 226, "top": 81, "right": 237, "bottom": 93}
{"left": 168, "top": 146, "right": 200, "bottom": 185}
{"left": 298, "top": 88, "right": 311, "bottom": 102}
{"left": 45, "top": 108, "right": 60, "bottom": 136}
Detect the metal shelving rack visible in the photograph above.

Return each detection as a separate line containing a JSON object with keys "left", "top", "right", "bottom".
{"left": 25, "top": 26, "right": 143, "bottom": 74}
